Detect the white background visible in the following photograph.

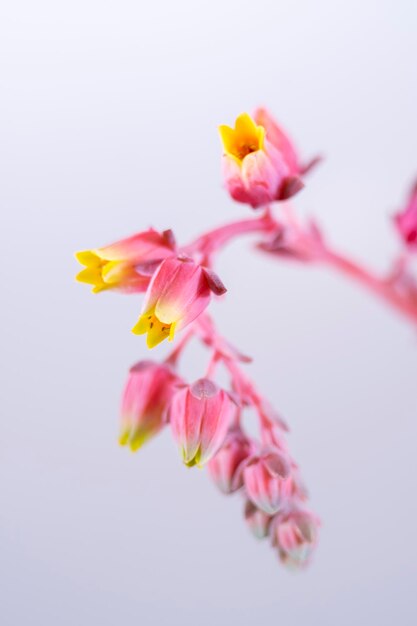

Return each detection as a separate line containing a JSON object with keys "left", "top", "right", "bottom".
{"left": 1, "top": 1, "right": 416, "bottom": 624}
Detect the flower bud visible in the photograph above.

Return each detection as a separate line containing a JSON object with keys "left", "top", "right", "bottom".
{"left": 218, "top": 111, "right": 305, "bottom": 209}
{"left": 243, "top": 449, "right": 293, "bottom": 515}
{"left": 207, "top": 427, "right": 252, "bottom": 494}
{"left": 244, "top": 500, "right": 272, "bottom": 539}
{"left": 169, "top": 378, "right": 236, "bottom": 467}
{"left": 132, "top": 256, "right": 226, "bottom": 348}
{"left": 119, "top": 360, "right": 181, "bottom": 451}
{"left": 75, "top": 228, "right": 176, "bottom": 293}
{"left": 270, "top": 509, "right": 319, "bottom": 569}
{"left": 394, "top": 180, "right": 417, "bottom": 250}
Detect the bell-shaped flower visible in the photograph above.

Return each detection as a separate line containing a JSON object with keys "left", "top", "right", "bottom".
{"left": 394, "top": 180, "right": 417, "bottom": 251}
{"left": 244, "top": 500, "right": 273, "bottom": 539}
{"left": 75, "top": 228, "right": 176, "bottom": 293}
{"left": 207, "top": 427, "right": 252, "bottom": 494}
{"left": 270, "top": 509, "right": 319, "bottom": 569}
{"left": 132, "top": 256, "right": 226, "bottom": 348}
{"left": 243, "top": 449, "right": 293, "bottom": 515}
{"left": 218, "top": 111, "right": 306, "bottom": 209}
{"left": 169, "top": 378, "right": 236, "bottom": 467}
{"left": 119, "top": 360, "right": 181, "bottom": 451}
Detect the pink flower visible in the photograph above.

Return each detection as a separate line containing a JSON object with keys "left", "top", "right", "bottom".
{"left": 207, "top": 427, "right": 253, "bottom": 494}
{"left": 394, "top": 180, "right": 417, "bottom": 250}
{"left": 119, "top": 360, "right": 181, "bottom": 451}
{"left": 218, "top": 111, "right": 306, "bottom": 209}
{"left": 75, "top": 228, "right": 176, "bottom": 293}
{"left": 132, "top": 256, "right": 226, "bottom": 348}
{"left": 169, "top": 378, "right": 236, "bottom": 467}
{"left": 244, "top": 500, "right": 273, "bottom": 539}
{"left": 270, "top": 509, "right": 319, "bottom": 569}
{"left": 243, "top": 449, "right": 293, "bottom": 515}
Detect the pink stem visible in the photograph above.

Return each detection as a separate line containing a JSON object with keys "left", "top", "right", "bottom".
{"left": 323, "top": 249, "right": 417, "bottom": 326}
{"left": 181, "top": 208, "right": 279, "bottom": 258}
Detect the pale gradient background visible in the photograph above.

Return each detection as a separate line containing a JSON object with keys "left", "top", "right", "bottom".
{"left": 1, "top": 1, "right": 416, "bottom": 624}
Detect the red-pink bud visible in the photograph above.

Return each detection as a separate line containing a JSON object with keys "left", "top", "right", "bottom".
{"left": 270, "top": 509, "right": 320, "bottom": 569}
{"left": 243, "top": 450, "right": 293, "bottom": 515}
{"left": 244, "top": 500, "right": 273, "bottom": 539}
{"left": 119, "top": 360, "right": 181, "bottom": 451}
{"left": 394, "top": 180, "right": 417, "bottom": 250}
{"left": 169, "top": 379, "right": 236, "bottom": 467}
{"left": 132, "top": 256, "right": 226, "bottom": 348}
{"left": 207, "top": 428, "right": 253, "bottom": 494}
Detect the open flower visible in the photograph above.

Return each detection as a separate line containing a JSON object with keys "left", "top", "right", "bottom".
{"left": 132, "top": 256, "right": 226, "bottom": 348}
{"left": 169, "top": 378, "right": 236, "bottom": 467}
{"left": 218, "top": 110, "right": 306, "bottom": 209}
{"left": 75, "top": 228, "right": 176, "bottom": 293}
{"left": 394, "top": 180, "right": 417, "bottom": 251}
{"left": 243, "top": 449, "right": 293, "bottom": 515}
{"left": 270, "top": 509, "right": 320, "bottom": 569}
{"left": 119, "top": 360, "right": 181, "bottom": 451}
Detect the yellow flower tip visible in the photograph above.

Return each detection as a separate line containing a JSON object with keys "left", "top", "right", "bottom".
{"left": 75, "top": 249, "right": 109, "bottom": 292}
{"left": 132, "top": 311, "right": 173, "bottom": 348}
{"left": 129, "top": 438, "right": 142, "bottom": 452}
{"left": 74, "top": 249, "right": 102, "bottom": 267}
{"left": 219, "top": 112, "right": 265, "bottom": 163}
{"left": 118, "top": 430, "right": 129, "bottom": 446}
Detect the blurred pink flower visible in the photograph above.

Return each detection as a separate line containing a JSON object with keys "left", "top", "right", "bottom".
{"left": 218, "top": 110, "right": 309, "bottom": 209}
{"left": 169, "top": 378, "right": 236, "bottom": 467}
{"left": 270, "top": 509, "right": 320, "bottom": 569}
{"left": 244, "top": 500, "right": 273, "bottom": 539}
{"left": 119, "top": 360, "right": 181, "bottom": 451}
{"left": 243, "top": 449, "right": 293, "bottom": 515}
{"left": 208, "top": 427, "right": 253, "bottom": 494}
{"left": 394, "top": 180, "right": 417, "bottom": 250}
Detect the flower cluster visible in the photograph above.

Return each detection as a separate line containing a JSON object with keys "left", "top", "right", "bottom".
{"left": 76, "top": 107, "right": 417, "bottom": 568}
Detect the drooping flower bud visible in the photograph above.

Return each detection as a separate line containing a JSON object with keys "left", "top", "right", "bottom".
{"left": 394, "top": 180, "right": 417, "bottom": 251}
{"left": 244, "top": 500, "right": 273, "bottom": 539}
{"left": 243, "top": 449, "right": 293, "bottom": 515}
{"left": 119, "top": 360, "right": 181, "bottom": 451}
{"left": 270, "top": 509, "right": 320, "bottom": 569}
{"left": 169, "top": 378, "right": 236, "bottom": 467}
{"left": 132, "top": 256, "right": 226, "bottom": 348}
{"left": 207, "top": 427, "right": 253, "bottom": 494}
{"left": 218, "top": 111, "right": 306, "bottom": 209}
{"left": 75, "top": 228, "right": 176, "bottom": 293}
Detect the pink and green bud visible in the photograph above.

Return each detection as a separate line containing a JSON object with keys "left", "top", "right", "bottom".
{"left": 132, "top": 256, "right": 226, "bottom": 348}
{"left": 244, "top": 500, "right": 273, "bottom": 539}
{"left": 75, "top": 228, "right": 176, "bottom": 293}
{"left": 119, "top": 360, "right": 181, "bottom": 451}
{"left": 207, "top": 427, "right": 252, "bottom": 494}
{"left": 270, "top": 509, "right": 320, "bottom": 569}
{"left": 394, "top": 180, "right": 417, "bottom": 250}
{"left": 169, "top": 378, "right": 236, "bottom": 467}
{"left": 218, "top": 111, "right": 304, "bottom": 209}
{"left": 243, "top": 449, "right": 293, "bottom": 515}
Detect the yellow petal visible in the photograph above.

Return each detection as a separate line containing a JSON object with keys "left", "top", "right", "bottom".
{"left": 218, "top": 112, "right": 264, "bottom": 162}
{"left": 76, "top": 267, "right": 103, "bottom": 285}
{"left": 75, "top": 250, "right": 102, "bottom": 268}
{"left": 146, "top": 321, "right": 170, "bottom": 348}
{"left": 131, "top": 314, "right": 151, "bottom": 335}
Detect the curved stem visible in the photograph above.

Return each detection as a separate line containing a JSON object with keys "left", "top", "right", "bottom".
{"left": 181, "top": 207, "right": 279, "bottom": 258}
{"left": 323, "top": 249, "right": 417, "bottom": 326}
